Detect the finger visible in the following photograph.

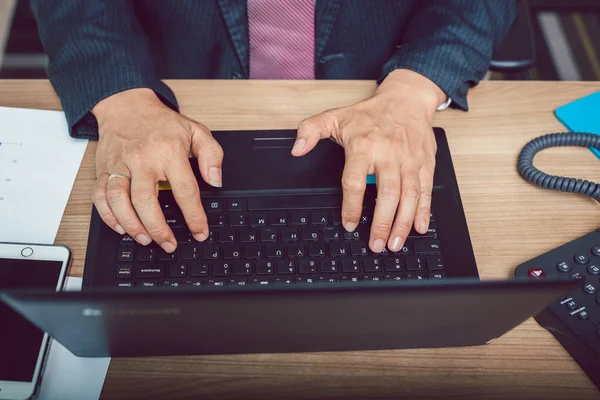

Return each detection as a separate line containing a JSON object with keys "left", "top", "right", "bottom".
{"left": 341, "top": 150, "right": 370, "bottom": 233}
{"left": 292, "top": 108, "right": 344, "bottom": 156}
{"left": 165, "top": 159, "right": 208, "bottom": 242}
{"left": 129, "top": 167, "right": 177, "bottom": 252}
{"left": 105, "top": 165, "right": 152, "bottom": 246}
{"left": 92, "top": 173, "right": 125, "bottom": 235}
{"left": 190, "top": 122, "right": 224, "bottom": 188}
{"left": 388, "top": 169, "right": 420, "bottom": 252}
{"left": 414, "top": 166, "right": 434, "bottom": 234}
{"left": 370, "top": 164, "right": 401, "bottom": 253}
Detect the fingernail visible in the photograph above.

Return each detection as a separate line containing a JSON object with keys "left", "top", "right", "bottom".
{"left": 292, "top": 138, "right": 306, "bottom": 152}
{"left": 209, "top": 167, "right": 222, "bottom": 187}
{"left": 344, "top": 222, "right": 357, "bottom": 232}
{"left": 136, "top": 234, "right": 151, "bottom": 246}
{"left": 194, "top": 233, "right": 207, "bottom": 242}
{"left": 161, "top": 242, "right": 176, "bottom": 253}
{"left": 390, "top": 236, "right": 402, "bottom": 252}
{"left": 115, "top": 224, "right": 125, "bottom": 235}
{"left": 372, "top": 239, "right": 385, "bottom": 253}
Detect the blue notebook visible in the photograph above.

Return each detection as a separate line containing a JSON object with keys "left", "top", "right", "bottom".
{"left": 555, "top": 91, "right": 600, "bottom": 159}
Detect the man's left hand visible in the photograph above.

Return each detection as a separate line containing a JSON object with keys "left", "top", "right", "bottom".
{"left": 292, "top": 69, "right": 447, "bottom": 253}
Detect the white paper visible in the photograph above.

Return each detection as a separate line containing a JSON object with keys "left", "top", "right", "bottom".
{"left": 0, "top": 106, "right": 108, "bottom": 399}
{"left": 37, "top": 277, "right": 111, "bottom": 400}
{"left": 0, "top": 106, "right": 88, "bottom": 243}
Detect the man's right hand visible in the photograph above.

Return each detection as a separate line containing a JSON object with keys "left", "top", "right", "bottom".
{"left": 91, "top": 88, "right": 224, "bottom": 253}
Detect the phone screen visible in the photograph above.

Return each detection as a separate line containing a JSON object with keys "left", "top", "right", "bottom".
{"left": 0, "top": 259, "right": 63, "bottom": 383}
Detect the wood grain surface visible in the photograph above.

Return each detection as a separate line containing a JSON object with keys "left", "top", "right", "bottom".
{"left": 1, "top": 80, "right": 599, "bottom": 399}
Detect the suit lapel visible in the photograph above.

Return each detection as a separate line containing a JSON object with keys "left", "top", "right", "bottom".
{"left": 315, "top": 0, "right": 342, "bottom": 64}
{"left": 217, "top": 0, "right": 249, "bottom": 76}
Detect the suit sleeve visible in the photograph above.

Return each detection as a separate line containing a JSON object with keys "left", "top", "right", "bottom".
{"left": 380, "top": 0, "right": 517, "bottom": 110}
{"left": 30, "top": 0, "right": 178, "bottom": 139}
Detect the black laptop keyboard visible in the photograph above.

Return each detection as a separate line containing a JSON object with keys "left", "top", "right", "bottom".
{"left": 114, "top": 195, "right": 444, "bottom": 289}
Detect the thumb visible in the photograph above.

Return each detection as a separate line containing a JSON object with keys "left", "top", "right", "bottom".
{"left": 292, "top": 108, "right": 344, "bottom": 157}
{"left": 190, "top": 123, "right": 225, "bottom": 187}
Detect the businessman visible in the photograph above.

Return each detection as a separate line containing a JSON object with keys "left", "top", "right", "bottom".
{"left": 31, "top": 1, "right": 515, "bottom": 254}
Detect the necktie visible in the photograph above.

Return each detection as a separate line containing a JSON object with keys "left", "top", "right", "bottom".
{"left": 248, "top": 0, "right": 315, "bottom": 79}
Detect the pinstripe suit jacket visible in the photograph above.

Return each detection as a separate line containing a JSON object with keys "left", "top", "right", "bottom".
{"left": 31, "top": 0, "right": 516, "bottom": 139}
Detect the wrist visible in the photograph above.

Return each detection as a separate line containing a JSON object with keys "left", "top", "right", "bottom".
{"left": 378, "top": 69, "right": 448, "bottom": 114}
{"left": 92, "top": 88, "right": 164, "bottom": 123}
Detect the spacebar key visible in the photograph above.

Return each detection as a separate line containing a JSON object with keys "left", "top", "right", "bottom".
{"left": 248, "top": 195, "right": 340, "bottom": 210}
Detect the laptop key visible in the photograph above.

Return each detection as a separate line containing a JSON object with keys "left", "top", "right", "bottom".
{"left": 191, "top": 262, "right": 210, "bottom": 277}
{"left": 362, "top": 274, "right": 383, "bottom": 283}
{"left": 223, "top": 244, "right": 242, "bottom": 259}
{"left": 406, "top": 256, "right": 426, "bottom": 271}
{"left": 341, "top": 275, "right": 361, "bottom": 283}
{"left": 308, "top": 243, "right": 327, "bottom": 257}
{"left": 342, "top": 259, "right": 361, "bottom": 273}
{"left": 201, "top": 244, "right": 220, "bottom": 260}
{"left": 157, "top": 247, "right": 177, "bottom": 261}
{"left": 116, "top": 264, "right": 133, "bottom": 279}
{"left": 329, "top": 242, "right": 348, "bottom": 257}
{"left": 281, "top": 228, "right": 299, "bottom": 242}
{"left": 164, "top": 210, "right": 184, "bottom": 227}
{"left": 312, "top": 210, "right": 329, "bottom": 225}
{"left": 136, "top": 265, "right": 165, "bottom": 278}
{"left": 207, "top": 212, "right": 225, "bottom": 228}
{"left": 363, "top": 258, "right": 382, "bottom": 272}
{"left": 266, "top": 244, "right": 285, "bottom": 258}
{"left": 227, "top": 199, "right": 244, "bottom": 211}
{"left": 213, "top": 262, "right": 231, "bottom": 276}
{"left": 159, "top": 279, "right": 182, "bottom": 288}
{"left": 270, "top": 211, "right": 288, "bottom": 226}
{"left": 344, "top": 230, "right": 362, "bottom": 241}
{"left": 332, "top": 209, "right": 342, "bottom": 225}
{"left": 321, "top": 259, "right": 339, "bottom": 273}
{"left": 230, "top": 278, "right": 249, "bottom": 286}
{"left": 218, "top": 229, "right": 236, "bottom": 243}
{"left": 427, "top": 256, "right": 444, "bottom": 270}
{"left": 260, "top": 228, "right": 278, "bottom": 242}
{"left": 385, "top": 257, "right": 404, "bottom": 272}
{"left": 169, "top": 263, "right": 188, "bottom": 278}
{"left": 116, "top": 280, "right": 133, "bottom": 288}
{"left": 138, "top": 279, "right": 158, "bottom": 288}
{"left": 120, "top": 235, "right": 135, "bottom": 246}
{"left": 256, "top": 260, "right": 275, "bottom": 275}
{"left": 172, "top": 227, "right": 192, "bottom": 243}
{"left": 318, "top": 275, "right": 339, "bottom": 284}
{"left": 234, "top": 261, "right": 253, "bottom": 276}
{"left": 245, "top": 244, "right": 263, "bottom": 259}
{"left": 274, "top": 277, "right": 296, "bottom": 285}
{"left": 384, "top": 273, "right": 404, "bottom": 282}
{"left": 180, "top": 244, "right": 199, "bottom": 260}
{"left": 406, "top": 272, "right": 427, "bottom": 281}
{"left": 117, "top": 247, "right": 134, "bottom": 262}
{"left": 205, "top": 199, "right": 223, "bottom": 211}
{"left": 252, "top": 277, "right": 273, "bottom": 285}
{"left": 296, "top": 276, "right": 317, "bottom": 284}
{"left": 302, "top": 227, "right": 320, "bottom": 241}
{"left": 282, "top": 243, "right": 303, "bottom": 257}
{"left": 207, "top": 278, "right": 228, "bottom": 286}
{"left": 184, "top": 279, "right": 204, "bottom": 288}
{"left": 290, "top": 211, "right": 308, "bottom": 225}
{"left": 277, "top": 260, "right": 296, "bottom": 274}
{"left": 350, "top": 242, "right": 369, "bottom": 256}
{"left": 414, "top": 239, "right": 441, "bottom": 255}
{"left": 250, "top": 212, "right": 268, "bottom": 227}
{"left": 429, "top": 272, "right": 446, "bottom": 280}
{"left": 239, "top": 228, "right": 258, "bottom": 243}
{"left": 228, "top": 212, "right": 246, "bottom": 227}
{"left": 323, "top": 226, "right": 341, "bottom": 241}
{"left": 299, "top": 259, "right": 318, "bottom": 274}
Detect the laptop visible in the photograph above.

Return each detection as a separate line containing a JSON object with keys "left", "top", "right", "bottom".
{"left": 0, "top": 128, "right": 578, "bottom": 358}
{"left": 82, "top": 127, "right": 479, "bottom": 289}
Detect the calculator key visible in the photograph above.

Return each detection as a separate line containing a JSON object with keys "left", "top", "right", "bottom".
{"left": 587, "top": 264, "right": 600, "bottom": 275}
{"left": 556, "top": 261, "right": 572, "bottom": 273}
{"left": 583, "top": 283, "right": 598, "bottom": 295}
{"left": 574, "top": 253, "right": 589, "bottom": 265}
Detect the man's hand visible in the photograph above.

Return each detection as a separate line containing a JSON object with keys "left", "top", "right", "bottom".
{"left": 292, "top": 69, "right": 446, "bottom": 253}
{"left": 91, "top": 88, "right": 224, "bottom": 253}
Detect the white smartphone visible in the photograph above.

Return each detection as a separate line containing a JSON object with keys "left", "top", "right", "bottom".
{"left": 0, "top": 243, "right": 70, "bottom": 400}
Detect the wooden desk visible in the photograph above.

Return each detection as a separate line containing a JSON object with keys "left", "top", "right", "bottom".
{"left": 1, "top": 80, "right": 599, "bottom": 399}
